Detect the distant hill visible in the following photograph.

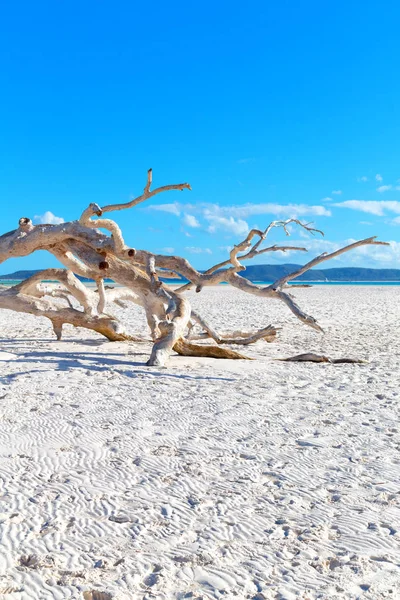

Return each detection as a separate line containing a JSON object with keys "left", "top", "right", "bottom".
{"left": 0, "top": 270, "right": 111, "bottom": 283}
{"left": 0, "top": 270, "right": 43, "bottom": 280}
{"left": 241, "top": 265, "right": 400, "bottom": 282}
{"left": 1, "top": 265, "right": 400, "bottom": 282}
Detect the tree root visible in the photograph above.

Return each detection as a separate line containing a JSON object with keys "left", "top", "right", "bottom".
{"left": 173, "top": 338, "right": 251, "bottom": 360}
{"left": 277, "top": 353, "right": 367, "bottom": 364}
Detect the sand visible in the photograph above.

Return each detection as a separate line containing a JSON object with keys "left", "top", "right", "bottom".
{"left": 0, "top": 286, "right": 399, "bottom": 600}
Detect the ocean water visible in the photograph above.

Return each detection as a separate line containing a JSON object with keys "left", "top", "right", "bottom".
{"left": 0, "top": 280, "right": 25, "bottom": 286}
{"left": 1, "top": 279, "right": 400, "bottom": 287}
{"left": 0, "top": 279, "right": 64, "bottom": 287}
{"left": 253, "top": 281, "right": 400, "bottom": 286}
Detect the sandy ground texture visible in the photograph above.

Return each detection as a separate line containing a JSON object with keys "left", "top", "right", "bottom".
{"left": 0, "top": 285, "right": 399, "bottom": 600}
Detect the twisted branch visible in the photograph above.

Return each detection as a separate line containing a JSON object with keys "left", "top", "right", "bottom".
{"left": 0, "top": 170, "right": 390, "bottom": 365}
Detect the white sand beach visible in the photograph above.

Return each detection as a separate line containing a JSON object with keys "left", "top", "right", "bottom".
{"left": 0, "top": 285, "right": 399, "bottom": 600}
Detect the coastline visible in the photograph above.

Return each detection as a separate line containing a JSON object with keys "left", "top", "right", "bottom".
{"left": 2, "top": 278, "right": 400, "bottom": 287}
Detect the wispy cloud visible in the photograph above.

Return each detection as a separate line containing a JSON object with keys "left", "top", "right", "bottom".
{"left": 151, "top": 203, "right": 181, "bottom": 216}
{"left": 376, "top": 174, "right": 383, "bottom": 182}
{"left": 357, "top": 176, "right": 368, "bottom": 182}
{"left": 342, "top": 239, "right": 398, "bottom": 265}
{"left": 149, "top": 202, "right": 331, "bottom": 237}
{"left": 182, "top": 213, "right": 200, "bottom": 228}
{"left": 151, "top": 202, "right": 330, "bottom": 219}
{"left": 332, "top": 190, "right": 342, "bottom": 195}
{"left": 34, "top": 211, "right": 65, "bottom": 225}
{"left": 215, "top": 203, "right": 331, "bottom": 219}
{"left": 161, "top": 247, "right": 175, "bottom": 253}
{"left": 185, "top": 246, "right": 212, "bottom": 254}
{"left": 205, "top": 213, "right": 249, "bottom": 236}
{"left": 321, "top": 197, "right": 332, "bottom": 202}
{"left": 334, "top": 200, "right": 400, "bottom": 216}
{"left": 377, "top": 185, "right": 392, "bottom": 193}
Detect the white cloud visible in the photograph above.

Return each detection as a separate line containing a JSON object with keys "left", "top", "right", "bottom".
{"left": 150, "top": 203, "right": 181, "bottom": 216}
{"left": 331, "top": 190, "right": 342, "bottom": 195}
{"left": 377, "top": 185, "right": 392, "bottom": 193}
{"left": 185, "top": 246, "right": 212, "bottom": 254}
{"left": 219, "top": 245, "right": 234, "bottom": 253}
{"left": 357, "top": 176, "right": 368, "bottom": 182}
{"left": 237, "top": 158, "right": 255, "bottom": 164}
{"left": 360, "top": 221, "right": 373, "bottom": 225}
{"left": 148, "top": 201, "right": 331, "bottom": 244}
{"left": 34, "top": 211, "right": 65, "bottom": 225}
{"left": 204, "top": 213, "right": 249, "bottom": 236}
{"left": 334, "top": 200, "right": 400, "bottom": 216}
{"left": 342, "top": 239, "right": 398, "bottom": 266}
{"left": 376, "top": 174, "right": 383, "bottom": 182}
{"left": 292, "top": 238, "right": 342, "bottom": 256}
{"left": 149, "top": 201, "right": 331, "bottom": 221}
{"left": 215, "top": 203, "right": 331, "bottom": 219}
{"left": 321, "top": 197, "right": 332, "bottom": 202}
{"left": 161, "top": 247, "right": 175, "bottom": 253}
{"left": 182, "top": 213, "right": 200, "bottom": 228}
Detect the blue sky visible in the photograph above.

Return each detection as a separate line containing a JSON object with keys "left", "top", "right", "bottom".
{"left": 1, "top": 0, "right": 400, "bottom": 274}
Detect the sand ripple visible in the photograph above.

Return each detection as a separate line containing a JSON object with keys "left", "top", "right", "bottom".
{"left": 0, "top": 286, "right": 399, "bottom": 598}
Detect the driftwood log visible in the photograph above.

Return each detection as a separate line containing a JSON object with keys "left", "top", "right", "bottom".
{"left": 277, "top": 353, "right": 367, "bottom": 364}
{"left": 0, "top": 170, "right": 389, "bottom": 366}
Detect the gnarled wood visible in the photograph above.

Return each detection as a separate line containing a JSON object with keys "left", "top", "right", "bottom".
{"left": 277, "top": 353, "right": 367, "bottom": 364}
{"left": 173, "top": 338, "right": 251, "bottom": 360}
{"left": 0, "top": 170, "right": 390, "bottom": 366}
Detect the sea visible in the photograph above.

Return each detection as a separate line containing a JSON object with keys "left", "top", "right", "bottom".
{"left": 1, "top": 279, "right": 400, "bottom": 287}
{"left": 255, "top": 281, "right": 400, "bottom": 286}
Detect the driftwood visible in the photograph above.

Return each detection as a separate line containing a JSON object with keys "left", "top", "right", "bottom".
{"left": 277, "top": 353, "right": 367, "bottom": 364}
{"left": 0, "top": 169, "right": 389, "bottom": 366}
{"left": 173, "top": 339, "right": 251, "bottom": 360}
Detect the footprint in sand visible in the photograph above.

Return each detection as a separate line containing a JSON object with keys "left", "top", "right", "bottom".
{"left": 83, "top": 592, "right": 113, "bottom": 600}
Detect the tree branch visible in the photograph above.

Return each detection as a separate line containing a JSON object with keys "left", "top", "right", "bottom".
{"left": 0, "top": 171, "right": 390, "bottom": 365}
{"left": 100, "top": 168, "right": 191, "bottom": 214}
{"left": 269, "top": 237, "right": 389, "bottom": 290}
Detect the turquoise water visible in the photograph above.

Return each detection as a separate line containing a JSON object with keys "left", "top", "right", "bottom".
{"left": 254, "top": 281, "right": 400, "bottom": 286}
{"left": 211, "top": 280, "right": 400, "bottom": 286}
{"left": 1, "top": 279, "right": 400, "bottom": 287}
{"left": 215, "top": 280, "right": 400, "bottom": 286}
{"left": 0, "top": 279, "right": 62, "bottom": 286}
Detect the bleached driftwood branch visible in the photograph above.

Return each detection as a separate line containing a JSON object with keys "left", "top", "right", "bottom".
{"left": 0, "top": 170, "right": 389, "bottom": 365}
{"left": 0, "top": 270, "right": 133, "bottom": 342}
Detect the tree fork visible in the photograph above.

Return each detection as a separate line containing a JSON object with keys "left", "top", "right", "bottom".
{"left": 0, "top": 170, "right": 390, "bottom": 366}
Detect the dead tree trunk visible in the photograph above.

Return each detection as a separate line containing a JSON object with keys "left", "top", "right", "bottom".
{"left": 0, "top": 170, "right": 389, "bottom": 366}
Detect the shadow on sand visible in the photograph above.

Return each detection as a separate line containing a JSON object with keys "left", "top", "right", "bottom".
{"left": 0, "top": 345, "right": 237, "bottom": 383}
